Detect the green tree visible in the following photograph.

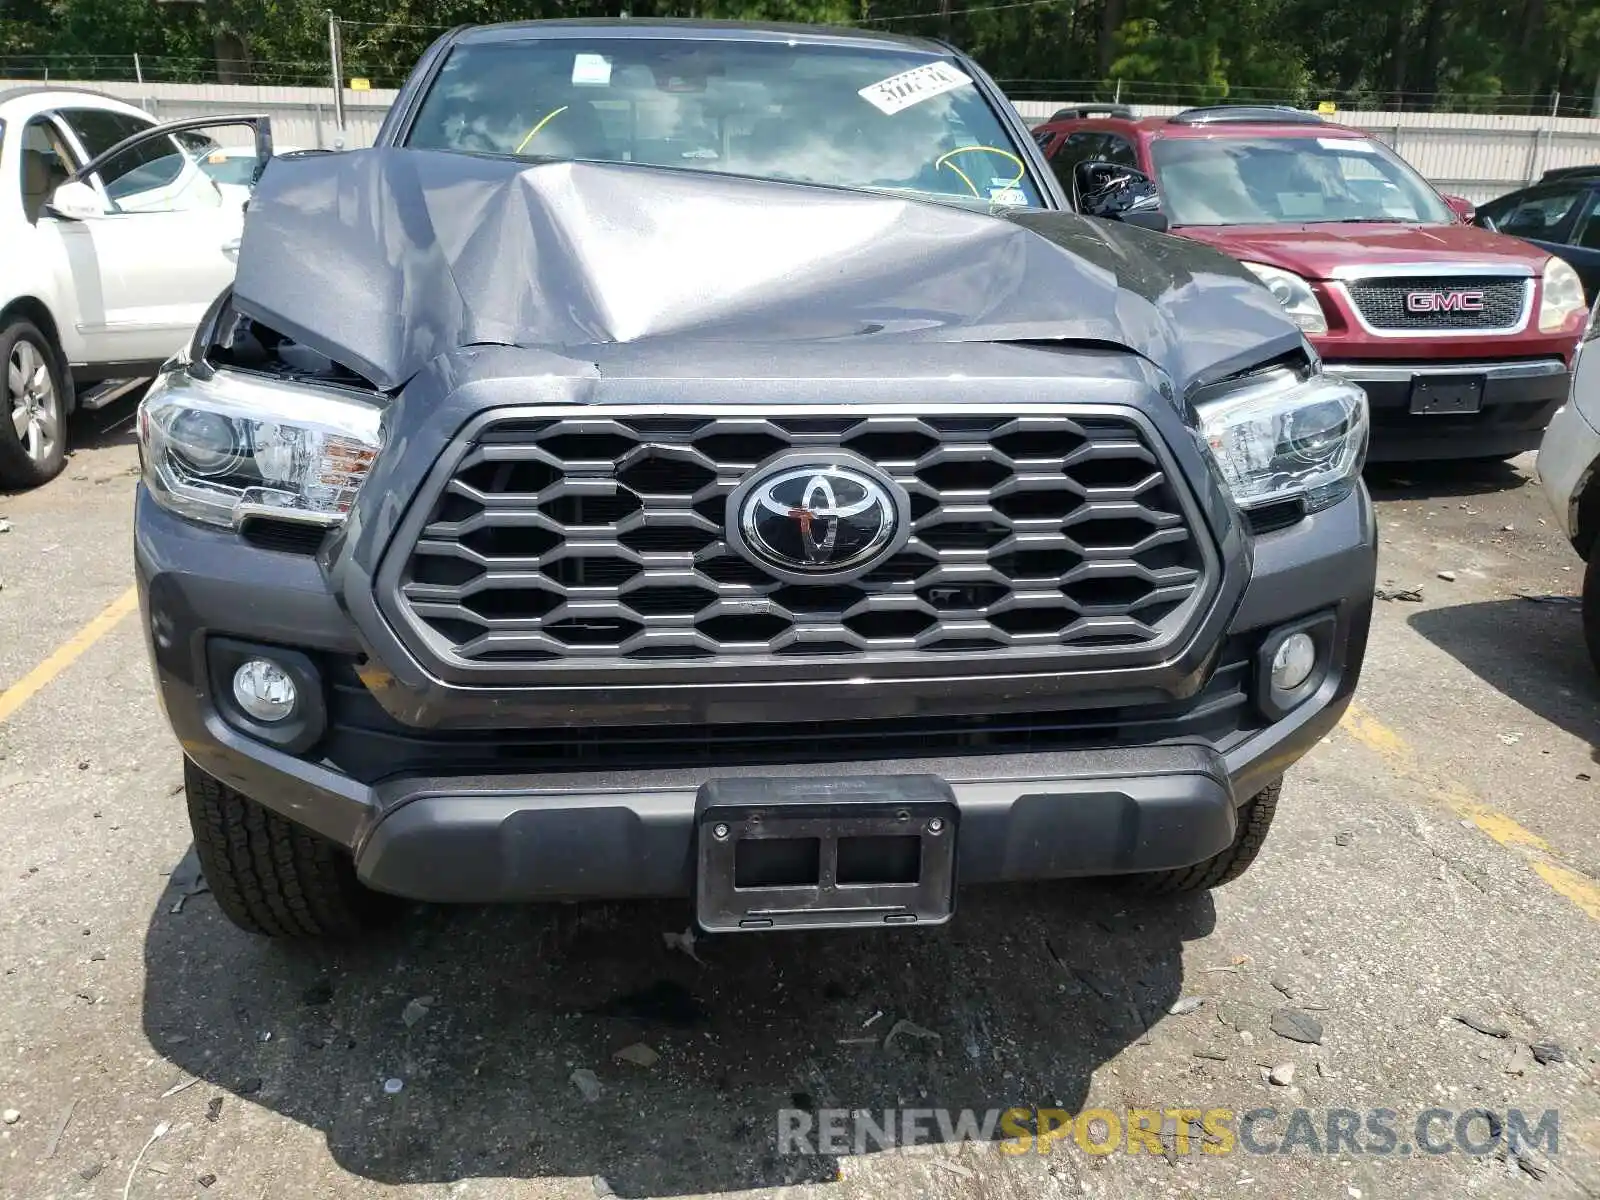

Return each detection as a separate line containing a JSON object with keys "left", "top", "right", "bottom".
{"left": 3, "top": 0, "right": 1597, "bottom": 113}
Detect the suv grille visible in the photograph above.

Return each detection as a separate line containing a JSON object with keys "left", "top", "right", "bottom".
{"left": 388, "top": 410, "right": 1211, "bottom": 671}
{"left": 1344, "top": 274, "right": 1529, "bottom": 332}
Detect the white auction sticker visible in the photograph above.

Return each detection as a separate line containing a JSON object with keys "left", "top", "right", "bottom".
{"left": 572, "top": 53, "right": 612, "bottom": 86}
{"left": 858, "top": 61, "right": 974, "bottom": 116}
{"left": 1318, "top": 136, "right": 1378, "bottom": 152}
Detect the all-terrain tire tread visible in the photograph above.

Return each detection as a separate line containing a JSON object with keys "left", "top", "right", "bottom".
{"left": 184, "top": 759, "right": 391, "bottom": 937}
{"left": 1122, "top": 780, "right": 1282, "bottom": 895}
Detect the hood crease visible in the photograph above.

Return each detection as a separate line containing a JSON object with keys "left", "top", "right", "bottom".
{"left": 232, "top": 148, "right": 1302, "bottom": 392}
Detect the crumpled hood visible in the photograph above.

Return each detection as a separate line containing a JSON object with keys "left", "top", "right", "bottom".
{"left": 233, "top": 147, "right": 1301, "bottom": 392}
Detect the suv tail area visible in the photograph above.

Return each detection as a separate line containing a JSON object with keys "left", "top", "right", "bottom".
{"left": 1034, "top": 106, "right": 1590, "bottom": 461}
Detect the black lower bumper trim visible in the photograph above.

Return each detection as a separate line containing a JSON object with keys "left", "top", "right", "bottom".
{"left": 695, "top": 776, "right": 959, "bottom": 932}
{"left": 1328, "top": 360, "right": 1568, "bottom": 462}
{"left": 352, "top": 745, "right": 1238, "bottom": 903}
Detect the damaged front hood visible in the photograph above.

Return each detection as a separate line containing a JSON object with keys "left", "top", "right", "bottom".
{"left": 234, "top": 148, "right": 1299, "bottom": 392}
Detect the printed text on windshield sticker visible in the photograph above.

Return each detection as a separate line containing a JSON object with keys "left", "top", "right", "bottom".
{"left": 858, "top": 62, "right": 974, "bottom": 116}
{"left": 572, "top": 53, "right": 612, "bottom": 86}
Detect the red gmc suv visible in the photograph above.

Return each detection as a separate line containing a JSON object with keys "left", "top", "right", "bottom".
{"left": 1032, "top": 105, "right": 1591, "bottom": 461}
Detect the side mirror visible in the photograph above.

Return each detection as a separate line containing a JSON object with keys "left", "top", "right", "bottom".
{"left": 1074, "top": 161, "right": 1169, "bottom": 233}
{"left": 46, "top": 180, "right": 106, "bottom": 221}
{"left": 1442, "top": 194, "right": 1476, "bottom": 224}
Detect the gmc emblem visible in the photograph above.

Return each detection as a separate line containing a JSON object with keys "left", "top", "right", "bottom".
{"left": 1405, "top": 289, "right": 1486, "bottom": 313}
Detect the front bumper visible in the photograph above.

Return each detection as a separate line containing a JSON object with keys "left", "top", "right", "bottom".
{"left": 1324, "top": 358, "right": 1569, "bottom": 462}
{"left": 137, "top": 482, "right": 1377, "bottom": 904}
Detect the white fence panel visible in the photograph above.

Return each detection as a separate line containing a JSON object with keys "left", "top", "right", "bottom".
{"left": 0, "top": 79, "right": 395, "bottom": 151}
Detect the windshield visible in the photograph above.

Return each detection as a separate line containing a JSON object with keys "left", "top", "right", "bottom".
{"left": 199, "top": 153, "right": 259, "bottom": 186}
{"left": 1149, "top": 135, "right": 1451, "bottom": 226}
{"left": 404, "top": 37, "right": 1043, "bottom": 211}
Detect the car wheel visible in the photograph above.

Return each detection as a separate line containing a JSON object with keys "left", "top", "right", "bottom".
{"left": 0, "top": 318, "right": 68, "bottom": 489}
{"left": 1584, "top": 550, "right": 1600, "bottom": 677}
{"left": 1117, "top": 779, "right": 1281, "bottom": 894}
{"left": 184, "top": 758, "right": 401, "bottom": 937}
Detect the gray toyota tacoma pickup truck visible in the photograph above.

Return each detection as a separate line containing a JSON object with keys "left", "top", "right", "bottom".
{"left": 134, "top": 20, "right": 1376, "bottom": 938}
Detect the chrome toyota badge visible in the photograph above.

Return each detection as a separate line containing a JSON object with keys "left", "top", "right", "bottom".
{"left": 726, "top": 452, "right": 911, "bottom": 583}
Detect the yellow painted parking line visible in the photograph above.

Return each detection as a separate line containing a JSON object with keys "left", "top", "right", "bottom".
{"left": 0, "top": 585, "right": 139, "bottom": 724}
{"left": 1340, "top": 700, "right": 1600, "bottom": 922}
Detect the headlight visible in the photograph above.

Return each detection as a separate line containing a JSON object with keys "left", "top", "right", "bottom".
{"left": 137, "top": 367, "right": 383, "bottom": 529}
{"left": 1539, "top": 256, "right": 1588, "bottom": 334}
{"left": 1197, "top": 369, "right": 1368, "bottom": 513}
{"left": 1239, "top": 262, "right": 1328, "bottom": 334}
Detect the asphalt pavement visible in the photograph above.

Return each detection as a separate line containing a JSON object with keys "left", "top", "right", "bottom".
{"left": 2, "top": 406, "right": 1599, "bottom": 1200}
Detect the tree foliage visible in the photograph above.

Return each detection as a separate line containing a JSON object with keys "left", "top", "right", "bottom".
{"left": 1, "top": 0, "right": 1597, "bottom": 112}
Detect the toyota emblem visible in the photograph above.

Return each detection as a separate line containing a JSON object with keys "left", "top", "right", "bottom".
{"left": 726, "top": 453, "right": 911, "bottom": 583}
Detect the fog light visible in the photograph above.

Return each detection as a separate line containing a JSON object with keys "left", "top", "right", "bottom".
{"left": 232, "top": 658, "right": 297, "bottom": 723}
{"left": 1270, "top": 632, "right": 1317, "bottom": 692}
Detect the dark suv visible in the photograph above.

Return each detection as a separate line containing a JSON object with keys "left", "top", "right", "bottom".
{"left": 135, "top": 21, "right": 1375, "bottom": 938}
{"left": 1475, "top": 165, "right": 1600, "bottom": 301}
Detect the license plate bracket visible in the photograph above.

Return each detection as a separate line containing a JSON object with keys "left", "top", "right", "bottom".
{"left": 695, "top": 775, "right": 958, "bottom": 932}
{"left": 1409, "top": 375, "right": 1485, "bottom": 415}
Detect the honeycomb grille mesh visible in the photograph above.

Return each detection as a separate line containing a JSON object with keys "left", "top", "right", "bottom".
{"left": 1345, "top": 275, "right": 1528, "bottom": 331}
{"left": 391, "top": 412, "right": 1210, "bottom": 668}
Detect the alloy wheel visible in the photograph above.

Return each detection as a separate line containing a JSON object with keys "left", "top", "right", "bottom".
{"left": 7, "top": 339, "right": 59, "bottom": 464}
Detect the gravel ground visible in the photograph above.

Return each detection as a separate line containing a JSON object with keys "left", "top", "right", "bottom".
{"left": 1, "top": 412, "right": 1598, "bottom": 1200}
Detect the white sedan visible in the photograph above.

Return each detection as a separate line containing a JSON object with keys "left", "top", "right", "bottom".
{"left": 2, "top": 86, "right": 269, "bottom": 487}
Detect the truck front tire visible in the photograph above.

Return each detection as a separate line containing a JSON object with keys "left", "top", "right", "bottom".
{"left": 1120, "top": 779, "right": 1282, "bottom": 894}
{"left": 184, "top": 759, "right": 399, "bottom": 937}
{"left": 1585, "top": 549, "right": 1600, "bottom": 677}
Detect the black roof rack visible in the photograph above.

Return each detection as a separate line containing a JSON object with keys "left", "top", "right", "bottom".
{"left": 1169, "top": 105, "right": 1325, "bottom": 126}
{"left": 1539, "top": 163, "right": 1600, "bottom": 182}
{"left": 1047, "top": 104, "right": 1135, "bottom": 122}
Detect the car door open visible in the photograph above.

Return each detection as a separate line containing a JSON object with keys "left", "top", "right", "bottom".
{"left": 45, "top": 115, "right": 271, "bottom": 369}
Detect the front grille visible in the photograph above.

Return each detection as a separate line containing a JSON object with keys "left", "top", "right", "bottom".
{"left": 1344, "top": 275, "right": 1529, "bottom": 332}
{"left": 322, "top": 642, "right": 1256, "bottom": 779}
{"left": 387, "top": 410, "right": 1212, "bottom": 671}
{"left": 239, "top": 517, "right": 327, "bottom": 556}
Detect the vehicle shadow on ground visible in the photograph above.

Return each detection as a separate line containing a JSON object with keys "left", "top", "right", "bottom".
{"left": 69, "top": 388, "right": 146, "bottom": 454}
{"left": 1408, "top": 597, "right": 1600, "bottom": 755}
{"left": 141, "top": 875, "right": 1213, "bottom": 1194}
{"left": 1363, "top": 458, "right": 1530, "bottom": 502}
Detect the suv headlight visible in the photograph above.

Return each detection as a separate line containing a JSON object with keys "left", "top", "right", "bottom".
{"left": 1197, "top": 368, "right": 1369, "bottom": 513}
{"left": 1540, "top": 256, "right": 1589, "bottom": 334}
{"left": 1239, "top": 262, "right": 1328, "bottom": 334}
{"left": 137, "top": 367, "right": 383, "bottom": 529}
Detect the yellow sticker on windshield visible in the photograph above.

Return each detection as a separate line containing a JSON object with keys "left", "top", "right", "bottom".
{"left": 858, "top": 62, "right": 974, "bottom": 116}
